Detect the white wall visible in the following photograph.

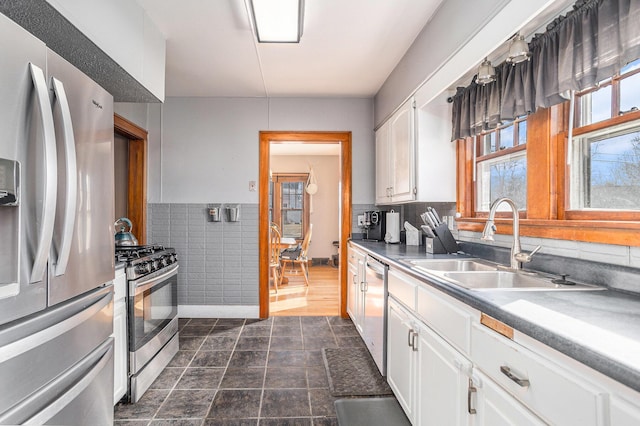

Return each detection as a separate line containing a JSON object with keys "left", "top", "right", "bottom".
{"left": 158, "top": 97, "right": 374, "bottom": 204}
{"left": 375, "top": 0, "right": 568, "bottom": 126}
{"left": 46, "top": 0, "right": 166, "bottom": 100}
{"left": 270, "top": 155, "right": 340, "bottom": 259}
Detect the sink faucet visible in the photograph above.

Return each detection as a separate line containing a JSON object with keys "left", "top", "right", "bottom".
{"left": 481, "top": 197, "right": 541, "bottom": 270}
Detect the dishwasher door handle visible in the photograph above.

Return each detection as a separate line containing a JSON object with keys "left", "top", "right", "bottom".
{"left": 365, "top": 258, "right": 386, "bottom": 279}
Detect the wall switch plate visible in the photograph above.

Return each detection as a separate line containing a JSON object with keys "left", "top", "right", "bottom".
{"left": 357, "top": 215, "right": 365, "bottom": 227}
{"left": 249, "top": 181, "right": 256, "bottom": 192}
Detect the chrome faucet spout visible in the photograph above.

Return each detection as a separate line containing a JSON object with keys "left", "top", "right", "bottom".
{"left": 483, "top": 197, "right": 525, "bottom": 269}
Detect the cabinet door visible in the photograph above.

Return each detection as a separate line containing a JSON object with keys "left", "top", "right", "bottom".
{"left": 347, "top": 257, "right": 359, "bottom": 324}
{"left": 387, "top": 298, "right": 416, "bottom": 421}
{"left": 375, "top": 122, "right": 391, "bottom": 204}
{"left": 474, "top": 370, "right": 546, "bottom": 426}
{"left": 611, "top": 395, "right": 640, "bottom": 426}
{"left": 390, "top": 99, "right": 415, "bottom": 202}
{"left": 113, "top": 300, "right": 128, "bottom": 404}
{"left": 415, "top": 323, "right": 472, "bottom": 426}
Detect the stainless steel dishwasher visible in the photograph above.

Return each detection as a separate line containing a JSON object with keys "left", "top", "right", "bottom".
{"left": 363, "top": 255, "right": 388, "bottom": 375}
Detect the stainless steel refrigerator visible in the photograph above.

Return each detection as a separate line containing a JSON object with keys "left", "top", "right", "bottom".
{"left": 0, "top": 13, "right": 115, "bottom": 425}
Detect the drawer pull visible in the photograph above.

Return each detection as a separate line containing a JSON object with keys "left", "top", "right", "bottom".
{"left": 500, "top": 365, "right": 530, "bottom": 387}
{"left": 411, "top": 331, "right": 418, "bottom": 351}
{"left": 407, "top": 329, "right": 415, "bottom": 347}
{"left": 467, "top": 379, "right": 477, "bottom": 414}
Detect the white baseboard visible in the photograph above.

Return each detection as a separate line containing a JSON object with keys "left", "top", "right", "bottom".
{"left": 178, "top": 305, "right": 260, "bottom": 319}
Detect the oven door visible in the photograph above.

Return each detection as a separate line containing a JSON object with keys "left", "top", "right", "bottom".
{"left": 128, "top": 264, "right": 178, "bottom": 373}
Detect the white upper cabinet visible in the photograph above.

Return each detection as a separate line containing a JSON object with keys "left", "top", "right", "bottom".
{"left": 414, "top": 88, "right": 456, "bottom": 202}
{"left": 375, "top": 91, "right": 456, "bottom": 205}
{"left": 375, "top": 98, "right": 415, "bottom": 204}
{"left": 375, "top": 121, "right": 392, "bottom": 204}
{"left": 46, "top": 0, "right": 166, "bottom": 101}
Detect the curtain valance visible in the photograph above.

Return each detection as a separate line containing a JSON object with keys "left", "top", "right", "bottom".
{"left": 451, "top": 0, "right": 640, "bottom": 141}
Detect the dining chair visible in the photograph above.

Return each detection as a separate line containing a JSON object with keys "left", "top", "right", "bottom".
{"left": 269, "top": 223, "right": 282, "bottom": 293}
{"left": 280, "top": 224, "right": 313, "bottom": 286}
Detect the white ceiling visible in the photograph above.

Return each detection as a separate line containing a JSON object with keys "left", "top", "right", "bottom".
{"left": 136, "top": 0, "right": 444, "bottom": 98}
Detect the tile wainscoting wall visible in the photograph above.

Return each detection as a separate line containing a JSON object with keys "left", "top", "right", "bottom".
{"left": 148, "top": 202, "right": 639, "bottom": 316}
{"left": 148, "top": 203, "right": 259, "bottom": 316}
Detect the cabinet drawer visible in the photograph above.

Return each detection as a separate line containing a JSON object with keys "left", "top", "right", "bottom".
{"left": 471, "top": 323, "right": 605, "bottom": 426}
{"left": 388, "top": 269, "right": 417, "bottom": 310}
{"left": 416, "top": 285, "right": 472, "bottom": 354}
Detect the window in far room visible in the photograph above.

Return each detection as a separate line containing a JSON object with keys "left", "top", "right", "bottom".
{"left": 270, "top": 173, "right": 310, "bottom": 241}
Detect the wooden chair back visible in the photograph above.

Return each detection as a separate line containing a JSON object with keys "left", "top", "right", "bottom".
{"left": 269, "top": 223, "right": 282, "bottom": 266}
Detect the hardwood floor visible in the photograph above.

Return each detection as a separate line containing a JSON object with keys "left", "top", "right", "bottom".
{"left": 270, "top": 264, "right": 340, "bottom": 316}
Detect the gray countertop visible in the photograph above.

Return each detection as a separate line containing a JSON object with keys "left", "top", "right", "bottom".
{"left": 350, "top": 240, "right": 640, "bottom": 394}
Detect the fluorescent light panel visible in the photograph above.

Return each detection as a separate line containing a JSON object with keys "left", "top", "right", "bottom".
{"left": 250, "top": 0, "right": 304, "bottom": 43}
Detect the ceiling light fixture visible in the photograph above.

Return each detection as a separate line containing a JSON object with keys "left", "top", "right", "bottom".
{"left": 249, "top": 0, "right": 305, "bottom": 43}
{"left": 476, "top": 57, "right": 496, "bottom": 85}
{"left": 506, "top": 33, "right": 530, "bottom": 65}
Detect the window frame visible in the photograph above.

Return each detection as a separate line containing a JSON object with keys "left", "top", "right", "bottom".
{"left": 474, "top": 117, "right": 529, "bottom": 217}
{"left": 456, "top": 103, "right": 640, "bottom": 247}
{"left": 271, "top": 173, "right": 311, "bottom": 242}
{"left": 565, "top": 64, "right": 640, "bottom": 221}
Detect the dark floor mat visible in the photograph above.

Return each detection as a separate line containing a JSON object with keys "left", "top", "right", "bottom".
{"left": 322, "top": 347, "right": 393, "bottom": 397}
{"left": 335, "top": 397, "right": 410, "bottom": 426}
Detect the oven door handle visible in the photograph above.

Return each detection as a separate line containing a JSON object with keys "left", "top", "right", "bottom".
{"left": 131, "top": 264, "right": 179, "bottom": 296}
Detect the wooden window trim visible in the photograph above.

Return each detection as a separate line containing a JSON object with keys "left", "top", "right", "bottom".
{"left": 271, "top": 173, "right": 310, "bottom": 241}
{"left": 456, "top": 104, "right": 640, "bottom": 247}
{"left": 470, "top": 117, "right": 529, "bottom": 217}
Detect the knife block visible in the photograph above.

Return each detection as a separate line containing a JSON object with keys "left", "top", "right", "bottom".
{"left": 425, "top": 237, "right": 447, "bottom": 254}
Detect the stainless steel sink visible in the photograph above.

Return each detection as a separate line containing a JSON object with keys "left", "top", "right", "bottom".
{"left": 442, "top": 271, "right": 604, "bottom": 291}
{"left": 404, "top": 258, "right": 498, "bottom": 272}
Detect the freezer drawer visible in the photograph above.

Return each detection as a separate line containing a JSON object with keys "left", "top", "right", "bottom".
{"left": 0, "top": 285, "right": 113, "bottom": 417}
{"left": 0, "top": 338, "right": 114, "bottom": 425}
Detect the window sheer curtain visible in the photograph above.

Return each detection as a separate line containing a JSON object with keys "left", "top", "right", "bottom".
{"left": 451, "top": 0, "right": 640, "bottom": 141}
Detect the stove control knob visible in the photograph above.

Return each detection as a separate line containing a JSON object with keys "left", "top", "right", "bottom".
{"left": 135, "top": 263, "right": 149, "bottom": 274}
{"left": 161, "top": 257, "right": 169, "bottom": 267}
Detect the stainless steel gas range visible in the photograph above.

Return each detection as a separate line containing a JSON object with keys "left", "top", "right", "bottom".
{"left": 115, "top": 245, "right": 179, "bottom": 403}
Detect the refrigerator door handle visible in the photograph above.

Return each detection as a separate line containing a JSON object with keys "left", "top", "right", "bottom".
{"left": 28, "top": 63, "right": 58, "bottom": 284}
{"left": 50, "top": 77, "right": 77, "bottom": 277}
{"left": 0, "top": 290, "right": 111, "bottom": 363}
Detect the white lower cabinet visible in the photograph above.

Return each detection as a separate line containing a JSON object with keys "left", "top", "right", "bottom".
{"left": 471, "top": 322, "right": 606, "bottom": 426}
{"left": 611, "top": 395, "right": 640, "bottom": 425}
{"left": 388, "top": 296, "right": 477, "bottom": 426}
{"left": 346, "top": 244, "right": 366, "bottom": 334}
{"left": 387, "top": 297, "right": 416, "bottom": 420}
{"left": 382, "top": 265, "right": 640, "bottom": 426}
{"left": 473, "top": 369, "right": 545, "bottom": 426}
{"left": 415, "top": 318, "right": 473, "bottom": 426}
{"left": 113, "top": 268, "right": 128, "bottom": 404}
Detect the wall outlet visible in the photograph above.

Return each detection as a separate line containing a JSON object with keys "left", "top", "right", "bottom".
{"left": 249, "top": 181, "right": 256, "bottom": 192}
{"left": 357, "top": 215, "right": 365, "bottom": 227}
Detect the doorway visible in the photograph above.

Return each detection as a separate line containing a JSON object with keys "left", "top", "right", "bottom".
{"left": 114, "top": 114, "right": 148, "bottom": 244}
{"left": 259, "top": 131, "right": 352, "bottom": 319}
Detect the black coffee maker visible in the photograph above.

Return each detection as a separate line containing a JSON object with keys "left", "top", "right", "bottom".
{"left": 364, "top": 210, "right": 387, "bottom": 241}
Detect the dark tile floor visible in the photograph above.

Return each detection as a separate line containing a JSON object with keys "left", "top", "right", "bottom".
{"left": 115, "top": 316, "right": 368, "bottom": 425}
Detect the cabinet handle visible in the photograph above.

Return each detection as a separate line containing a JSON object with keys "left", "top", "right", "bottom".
{"left": 467, "top": 379, "right": 477, "bottom": 414}
{"left": 352, "top": 274, "right": 357, "bottom": 284}
{"left": 411, "top": 331, "right": 418, "bottom": 351}
{"left": 500, "top": 366, "right": 530, "bottom": 387}
{"left": 407, "top": 329, "right": 414, "bottom": 347}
